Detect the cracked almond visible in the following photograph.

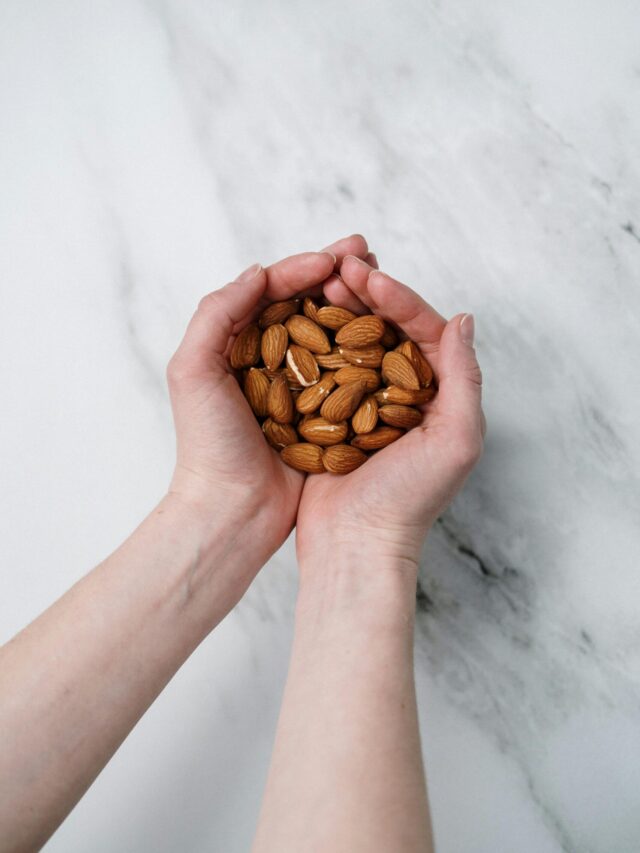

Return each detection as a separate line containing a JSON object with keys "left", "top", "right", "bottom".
{"left": 286, "top": 345, "right": 320, "bottom": 387}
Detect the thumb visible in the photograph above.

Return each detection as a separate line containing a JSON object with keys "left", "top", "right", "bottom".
{"left": 169, "top": 264, "right": 267, "bottom": 379}
{"left": 435, "top": 313, "right": 484, "bottom": 453}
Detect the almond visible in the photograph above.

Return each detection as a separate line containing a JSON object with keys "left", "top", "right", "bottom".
{"left": 284, "top": 367, "right": 305, "bottom": 391}
{"left": 336, "top": 314, "right": 385, "bottom": 347}
{"left": 320, "top": 380, "right": 367, "bottom": 423}
{"left": 381, "top": 351, "right": 420, "bottom": 390}
{"left": 303, "top": 296, "right": 322, "bottom": 324}
{"left": 259, "top": 299, "right": 299, "bottom": 328}
{"left": 396, "top": 340, "right": 433, "bottom": 387}
{"left": 298, "top": 417, "right": 349, "bottom": 446}
{"left": 380, "top": 322, "right": 398, "bottom": 348}
{"left": 285, "top": 315, "right": 331, "bottom": 354}
{"left": 374, "top": 385, "right": 435, "bottom": 405}
{"left": 262, "top": 419, "right": 298, "bottom": 449}
{"left": 286, "top": 345, "right": 320, "bottom": 387}
{"left": 243, "top": 368, "right": 270, "bottom": 416}
{"left": 322, "top": 444, "right": 367, "bottom": 474}
{"left": 261, "top": 323, "right": 288, "bottom": 370}
{"left": 378, "top": 404, "right": 423, "bottom": 429}
{"left": 352, "top": 394, "right": 378, "bottom": 434}
{"left": 267, "top": 373, "right": 294, "bottom": 423}
{"left": 295, "top": 372, "right": 336, "bottom": 414}
{"left": 351, "top": 426, "right": 404, "bottom": 450}
{"left": 338, "top": 344, "right": 385, "bottom": 368}
{"left": 334, "top": 366, "right": 380, "bottom": 392}
{"left": 316, "top": 305, "right": 358, "bottom": 330}
{"left": 230, "top": 323, "right": 261, "bottom": 369}
{"left": 281, "top": 443, "right": 325, "bottom": 473}
{"left": 316, "top": 349, "right": 351, "bottom": 370}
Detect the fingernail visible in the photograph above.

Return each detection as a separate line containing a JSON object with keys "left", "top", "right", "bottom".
{"left": 345, "top": 254, "right": 371, "bottom": 269}
{"left": 460, "top": 313, "right": 475, "bottom": 346}
{"left": 235, "top": 262, "right": 262, "bottom": 283}
{"left": 322, "top": 251, "right": 337, "bottom": 265}
{"left": 367, "top": 252, "right": 378, "bottom": 267}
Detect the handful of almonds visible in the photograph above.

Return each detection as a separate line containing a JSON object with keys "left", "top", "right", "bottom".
{"left": 230, "top": 296, "right": 436, "bottom": 474}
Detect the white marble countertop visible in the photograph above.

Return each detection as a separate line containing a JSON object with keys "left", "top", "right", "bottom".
{"left": 1, "top": 2, "right": 639, "bottom": 851}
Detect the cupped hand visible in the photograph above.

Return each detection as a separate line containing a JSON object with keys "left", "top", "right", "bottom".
{"left": 165, "top": 235, "right": 372, "bottom": 561}
{"left": 296, "top": 256, "right": 484, "bottom": 572}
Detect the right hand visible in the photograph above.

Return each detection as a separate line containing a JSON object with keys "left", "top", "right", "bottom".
{"left": 296, "top": 256, "right": 485, "bottom": 573}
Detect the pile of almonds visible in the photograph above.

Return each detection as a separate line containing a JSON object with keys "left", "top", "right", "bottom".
{"left": 230, "top": 297, "right": 436, "bottom": 474}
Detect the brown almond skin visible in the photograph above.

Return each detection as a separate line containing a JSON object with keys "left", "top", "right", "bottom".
{"left": 267, "top": 373, "right": 294, "bottom": 423}
{"left": 338, "top": 344, "right": 385, "bottom": 368}
{"left": 298, "top": 417, "right": 349, "bottom": 446}
{"left": 285, "top": 315, "right": 331, "bottom": 354}
{"left": 261, "top": 323, "right": 288, "bottom": 370}
{"left": 243, "top": 368, "right": 270, "bottom": 417}
{"left": 396, "top": 340, "right": 433, "bottom": 387}
{"left": 336, "top": 315, "right": 385, "bottom": 347}
{"left": 295, "top": 372, "right": 336, "bottom": 414}
{"left": 351, "top": 426, "right": 404, "bottom": 450}
{"left": 259, "top": 299, "right": 299, "bottom": 329}
{"left": 378, "top": 404, "right": 423, "bottom": 429}
{"left": 334, "top": 366, "right": 380, "bottom": 392}
{"left": 303, "top": 296, "right": 322, "bottom": 324}
{"left": 262, "top": 419, "right": 298, "bottom": 449}
{"left": 375, "top": 385, "right": 435, "bottom": 405}
{"left": 281, "top": 443, "right": 325, "bottom": 473}
{"left": 352, "top": 394, "right": 378, "bottom": 434}
{"left": 380, "top": 323, "right": 398, "bottom": 348}
{"left": 322, "top": 445, "right": 368, "bottom": 474}
{"left": 286, "top": 345, "right": 320, "bottom": 387}
{"left": 316, "top": 305, "right": 358, "bottom": 330}
{"left": 320, "top": 381, "right": 367, "bottom": 423}
{"left": 230, "top": 324, "right": 261, "bottom": 369}
{"left": 316, "top": 349, "right": 351, "bottom": 369}
{"left": 381, "top": 351, "right": 420, "bottom": 390}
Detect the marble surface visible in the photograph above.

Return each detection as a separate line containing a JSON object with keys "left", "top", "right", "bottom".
{"left": 1, "top": 1, "right": 640, "bottom": 851}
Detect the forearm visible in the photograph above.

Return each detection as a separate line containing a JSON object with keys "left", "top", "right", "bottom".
{"left": 253, "top": 557, "right": 433, "bottom": 853}
{"left": 0, "top": 493, "right": 264, "bottom": 853}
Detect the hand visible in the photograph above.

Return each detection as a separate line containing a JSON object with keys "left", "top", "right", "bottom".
{"left": 296, "top": 256, "right": 484, "bottom": 573}
{"left": 165, "top": 236, "right": 372, "bottom": 566}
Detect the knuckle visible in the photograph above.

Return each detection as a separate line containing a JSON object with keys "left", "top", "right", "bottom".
{"left": 451, "top": 426, "right": 484, "bottom": 470}
{"left": 197, "top": 291, "right": 220, "bottom": 312}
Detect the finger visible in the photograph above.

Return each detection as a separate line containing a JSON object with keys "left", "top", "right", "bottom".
{"left": 435, "top": 313, "right": 483, "bottom": 443}
{"left": 322, "top": 275, "right": 369, "bottom": 315}
{"left": 322, "top": 233, "right": 369, "bottom": 265}
{"left": 171, "top": 264, "right": 266, "bottom": 375}
{"left": 265, "top": 251, "right": 337, "bottom": 300}
{"left": 365, "top": 252, "right": 378, "bottom": 269}
{"left": 366, "top": 270, "right": 447, "bottom": 351}
{"left": 338, "top": 255, "right": 377, "bottom": 309}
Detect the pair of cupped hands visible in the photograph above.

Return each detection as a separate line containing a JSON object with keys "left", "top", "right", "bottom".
{"left": 166, "top": 234, "right": 483, "bottom": 580}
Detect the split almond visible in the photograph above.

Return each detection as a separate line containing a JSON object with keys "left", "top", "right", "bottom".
{"left": 378, "top": 404, "right": 423, "bottom": 429}
{"left": 285, "top": 315, "right": 331, "bottom": 354}
{"left": 351, "top": 426, "right": 404, "bottom": 450}
{"left": 323, "top": 445, "right": 367, "bottom": 474}
{"left": 298, "top": 417, "right": 349, "bottom": 446}
{"left": 261, "top": 324, "right": 288, "bottom": 370}
{"left": 320, "top": 381, "right": 366, "bottom": 423}
{"left": 381, "top": 351, "right": 420, "bottom": 390}
{"left": 281, "top": 443, "right": 325, "bottom": 473}
{"left": 286, "top": 345, "right": 320, "bottom": 387}
{"left": 336, "top": 315, "right": 385, "bottom": 347}
{"left": 230, "top": 324, "right": 261, "bottom": 369}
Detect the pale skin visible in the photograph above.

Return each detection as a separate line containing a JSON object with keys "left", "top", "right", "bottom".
{"left": 0, "top": 235, "right": 483, "bottom": 853}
